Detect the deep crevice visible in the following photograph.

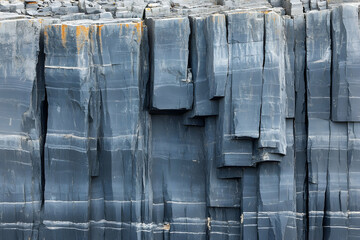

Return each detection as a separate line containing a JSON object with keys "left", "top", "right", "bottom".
{"left": 37, "top": 27, "right": 47, "bottom": 209}
{"left": 303, "top": 13, "right": 310, "bottom": 239}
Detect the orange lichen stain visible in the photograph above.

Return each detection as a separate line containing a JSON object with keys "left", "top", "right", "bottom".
{"left": 26, "top": 1, "right": 37, "bottom": 4}
{"left": 97, "top": 24, "right": 104, "bottom": 37}
{"left": 120, "top": 22, "right": 132, "bottom": 34}
{"left": 134, "top": 22, "right": 142, "bottom": 32}
{"left": 61, "top": 24, "right": 68, "bottom": 48}
{"left": 38, "top": 18, "right": 43, "bottom": 25}
{"left": 97, "top": 24, "right": 104, "bottom": 51}
{"left": 75, "top": 25, "right": 89, "bottom": 53}
{"left": 118, "top": 23, "right": 123, "bottom": 34}
{"left": 134, "top": 21, "right": 143, "bottom": 40}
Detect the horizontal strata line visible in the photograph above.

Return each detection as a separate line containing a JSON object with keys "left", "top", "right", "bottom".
{"left": 171, "top": 222, "right": 205, "bottom": 225}
{"left": 46, "top": 86, "right": 139, "bottom": 91}
{"left": 244, "top": 216, "right": 298, "bottom": 220}
{"left": 168, "top": 217, "right": 206, "bottom": 221}
{"left": 47, "top": 130, "right": 141, "bottom": 136}
{"left": 0, "top": 223, "right": 214, "bottom": 232}
{"left": 210, "top": 224, "right": 240, "bottom": 228}
{"left": 166, "top": 201, "right": 206, "bottom": 205}
{"left": 168, "top": 232, "right": 206, "bottom": 235}
{"left": 244, "top": 211, "right": 304, "bottom": 216}
{"left": 1, "top": 160, "right": 32, "bottom": 166}
{"left": 88, "top": 227, "right": 124, "bottom": 231}
{"left": 309, "top": 211, "right": 360, "bottom": 215}
{"left": 45, "top": 66, "right": 88, "bottom": 70}
{"left": 257, "top": 216, "right": 297, "bottom": 219}
{"left": 0, "top": 222, "right": 34, "bottom": 227}
{"left": 0, "top": 228, "right": 34, "bottom": 231}
{"left": 91, "top": 199, "right": 144, "bottom": 202}
{"left": 0, "top": 134, "right": 34, "bottom": 139}
{"left": 45, "top": 227, "right": 88, "bottom": 231}
{"left": 0, "top": 148, "right": 30, "bottom": 153}
{"left": 211, "top": 220, "right": 241, "bottom": 224}
{"left": 0, "top": 201, "right": 41, "bottom": 205}
{"left": 309, "top": 216, "right": 360, "bottom": 219}
{"left": 243, "top": 224, "right": 258, "bottom": 227}
{"left": 312, "top": 226, "right": 360, "bottom": 230}
{"left": 46, "top": 133, "right": 140, "bottom": 140}
{"left": 258, "top": 226, "right": 297, "bottom": 229}
{"left": 45, "top": 200, "right": 205, "bottom": 205}
{"left": 46, "top": 200, "right": 143, "bottom": 204}
{"left": 44, "top": 220, "right": 160, "bottom": 228}
{"left": 209, "top": 232, "right": 241, "bottom": 236}
{"left": 245, "top": 213, "right": 305, "bottom": 218}
{"left": 45, "top": 63, "right": 136, "bottom": 69}
{"left": 223, "top": 152, "right": 252, "bottom": 155}
{"left": 42, "top": 220, "right": 208, "bottom": 229}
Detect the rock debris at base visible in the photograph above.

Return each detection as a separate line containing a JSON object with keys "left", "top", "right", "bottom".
{"left": 0, "top": 0, "right": 360, "bottom": 239}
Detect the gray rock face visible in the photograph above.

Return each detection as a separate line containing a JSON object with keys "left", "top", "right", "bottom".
{"left": 293, "top": 13, "right": 307, "bottom": 239}
{"left": 147, "top": 17, "right": 193, "bottom": 111}
{"left": 206, "top": 13, "right": 228, "bottom": 99}
{"left": 43, "top": 19, "right": 147, "bottom": 238}
{"left": 43, "top": 21, "right": 98, "bottom": 238}
{"left": 284, "top": 16, "right": 295, "bottom": 118}
{"left": 229, "top": 11, "right": 264, "bottom": 139}
{"left": 306, "top": 10, "right": 331, "bottom": 120}
{"left": 0, "top": 17, "right": 42, "bottom": 239}
{"left": 259, "top": 11, "right": 287, "bottom": 156}
{"left": 331, "top": 5, "right": 360, "bottom": 121}
{"left": 1, "top": 1, "right": 360, "bottom": 240}
{"left": 187, "top": 15, "right": 218, "bottom": 117}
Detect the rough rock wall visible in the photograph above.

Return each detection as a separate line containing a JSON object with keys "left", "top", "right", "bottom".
{"left": 0, "top": 15, "right": 43, "bottom": 239}
{"left": 0, "top": 1, "right": 360, "bottom": 240}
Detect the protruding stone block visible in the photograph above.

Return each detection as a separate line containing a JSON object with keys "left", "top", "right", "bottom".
{"left": 147, "top": 17, "right": 193, "bottom": 111}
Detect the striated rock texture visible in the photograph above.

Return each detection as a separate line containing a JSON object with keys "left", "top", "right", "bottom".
{"left": 0, "top": 15, "right": 43, "bottom": 239}
{"left": 1, "top": 1, "right": 360, "bottom": 240}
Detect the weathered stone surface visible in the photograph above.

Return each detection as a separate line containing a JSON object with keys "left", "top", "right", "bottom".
{"left": 187, "top": 15, "right": 218, "bottom": 118}
{"left": 259, "top": 11, "right": 287, "bottom": 156}
{"left": 205, "top": 117, "right": 241, "bottom": 207}
{"left": 2, "top": 2, "right": 360, "bottom": 240}
{"left": 306, "top": 10, "right": 331, "bottom": 120}
{"left": 147, "top": 17, "right": 193, "bottom": 111}
{"left": 43, "top": 19, "right": 147, "bottom": 238}
{"left": 0, "top": 17, "right": 42, "bottom": 239}
{"left": 285, "top": 16, "right": 295, "bottom": 118}
{"left": 228, "top": 11, "right": 264, "bottom": 139}
{"left": 206, "top": 13, "right": 228, "bottom": 99}
{"left": 331, "top": 4, "right": 360, "bottom": 122}
{"left": 257, "top": 120, "right": 296, "bottom": 239}
{"left": 43, "top": 21, "right": 96, "bottom": 238}
{"left": 216, "top": 78, "right": 254, "bottom": 167}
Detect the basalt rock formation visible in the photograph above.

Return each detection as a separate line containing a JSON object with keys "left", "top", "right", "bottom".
{"left": 0, "top": 0, "right": 360, "bottom": 239}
